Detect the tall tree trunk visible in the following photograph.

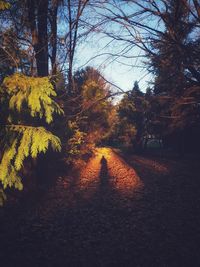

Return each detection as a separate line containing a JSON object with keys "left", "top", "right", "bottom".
{"left": 37, "top": 0, "right": 49, "bottom": 76}
{"left": 27, "top": 0, "right": 49, "bottom": 77}
{"left": 67, "top": 0, "right": 89, "bottom": 94}
{"left": 67, "top": 0, "right": 74, "bottom": 95}
{"left": 50, "top": 2, "right": 58, "bottom": 75}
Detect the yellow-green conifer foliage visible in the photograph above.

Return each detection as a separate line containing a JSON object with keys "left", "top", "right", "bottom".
{"left": 0, "top": 0, "right": 10, "bottom": 10}
{"left": 0, "top": 74, "right": 63, "bottom": 205}
{"left": 3, "top": 73, "right": 63, "bottom": 123}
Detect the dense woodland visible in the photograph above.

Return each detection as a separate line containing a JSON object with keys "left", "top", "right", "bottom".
{"left": 0, "top": 0, "right": 200, "bottom": 203}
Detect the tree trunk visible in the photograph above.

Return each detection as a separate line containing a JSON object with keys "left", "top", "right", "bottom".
{"left": 50, "top": 2, "right": 58, "bottom": 75}
{"left": 37, "top": 0, "right": 49, "bottom": 76}
{"left": 27, "top": 0, "right": 49, "bottom": 77}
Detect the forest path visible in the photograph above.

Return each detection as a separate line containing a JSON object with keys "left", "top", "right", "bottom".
{"left": 76, "top": 147, "right": 143, "bottom": 201}
{"left": 1, "top": 148, "right": 200, "bottom": 266}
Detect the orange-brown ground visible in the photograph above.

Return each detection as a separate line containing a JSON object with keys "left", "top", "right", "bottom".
{"left": 1, "top": 148, "right": 200, "bottom": 266}
{"left": 77, "top": 148, "right": 143, "bottom": 199}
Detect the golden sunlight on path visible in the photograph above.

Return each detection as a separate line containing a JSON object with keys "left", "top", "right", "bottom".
{"left": 77, "top": 147, "right": 143, "bottom": 200}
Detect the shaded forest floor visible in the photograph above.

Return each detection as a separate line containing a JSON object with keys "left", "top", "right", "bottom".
{"left": 1, "top": 147, "right": 200, "bottom": 267}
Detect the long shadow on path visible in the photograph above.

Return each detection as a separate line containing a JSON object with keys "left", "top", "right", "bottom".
{"left": 99, "top": 156, "right": 109, "bottom": 187}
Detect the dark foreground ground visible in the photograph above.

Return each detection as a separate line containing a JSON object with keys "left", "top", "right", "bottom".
{"left": 0, "top": 148, "right": 200, "bottom": 267}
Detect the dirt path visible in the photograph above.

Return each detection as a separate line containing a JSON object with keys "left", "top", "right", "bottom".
{"left": 76, "top": 148, "right": 143, "bottom": 200}
{"left": 1, "top": 148, "right": 200, "bottom": 267}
